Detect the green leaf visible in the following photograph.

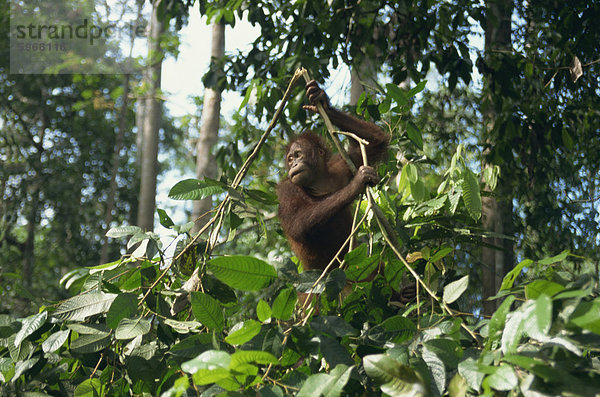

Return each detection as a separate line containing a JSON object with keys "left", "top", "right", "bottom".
{"left": 13, "top": 357, "right": 39, "bottom": 380}
{"left": 68, "top": 323, "right": 110, "bottom": 335}
{"left": 386, "top": 83, "right": 409, "bottom": 106}
{"left": 14, "top": 311, "right": 47, "bottom": 346}
{"left": 192, "top": 368, "right": 232, "bottom": 387}
{"left": 298, "top": 373, "right": 332, "bottom": 397}
{"left": 74, "top": 378, "right": 103, "bottom": 397}
{"left": 532, "top": 294, "right": 552, "bottom": 337}
{"left": 168, "top": 178, "right": 224, "bottom": 200}
{"left": 458, "top": 358, "right": 484, "bottom": 392}
{"left": 569, "top": 299, "right": 600, "bottom": 334}
{"left": 422, "top": 347, "right": 445, "bottom": 395}
{"left": 324, "top": 364, "right": 354, "bottom": 397}
{"left": 230, "top": 350, "right": 278, "bottom": 368}
{"left": 371, "top": 316, "right": 417, "bottom": 344}
{"left": 485, "top": 364, "right": 518, "bottom": 391}
{"left": 406, "top": 121, "right": 423, "bottom": 150}
{"left": 430, "top": 246, "right": 453, "bottom": 263}
{"left": 500, "top": 259, "right": 532, "bottom": 290}
{"left": 182, "top": 350, "right": 231, "bottom": 374}
{"left": 344, "top": 244, "right": 379, "bottom": 282}
{"left": 461, "top": 169, "right": 482, "bottom": 221}
{"left": 106, "top": 225, "right": 142, "bottom": 238}
{"left": 42, "top": 329, "right": 70, "bottom": 353}
{"left": 71, "top": 333, "right": 111, "bottom": 354}
{"left": 312, "top": 316, "right": 358, "bottom": 338}
{"left": 443, "top": 275, "right": 469, "bottom": 304}
{"left": 501, "top": 305, "right": 528, "bottom": 354}
{"left": 107, "top": 293, "right": 138, "bottom": 329}
{"left": 54, "top": 292, "right": 118, "bottom": 322}
{"left": 486, "top": 295, "right": 515, "bottom": 348}
{"left": 538, "top": 250, "right": 569, "bottom": 265}
{"left": 363, "top": 354, "right": 426, "bottom": 397}
{"left": 407, "top": 80, "right": 427, "bottom": 98}
{"left": 256, "top": 300, "right": 272, "bottom": 323}
{"left": 272, "top": 287, "right": 297, "bottom": 321}
{"left": 225, "top": 320, "right": 261, "bottom": 345}
{"left": 115, "top": 317, "right": 151, "bottom": 340}
{"left": 157, "top": 208, "right": 175, "bottom": 228}
{"left": 207, "top": 256, "right": 277, "bottom": 291}
{"left": 448, "top": 373, "right": 468, "bottom": 397}
{"left": 191, "top": 292, "right": 225, "bottom": 331}
{"left": 405, "top": 163, "right": 418, "bottom": 183}
{"left": 325, "top": 269, "right": 346, "bottom": 300}
{"left": 525, "top": 280, "right": 564, "bottom": 299}
{"left": 409, "top": 179, "right": 427, "bottom": 202}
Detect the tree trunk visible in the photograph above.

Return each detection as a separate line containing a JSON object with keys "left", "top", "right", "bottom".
{"left": 137, "top": 0, "right": 164, "bottom": 232}
{"left": 100, "top": 74, "right": 130, "bottom": 264}
{"left": 481, "top": 0, "right": 513, "bottom": 316}
{"left": 23, "top": 188, "right": 39, "bottom": 288}
{"left": 350, "top": 58, "right": 377, "bottom": 106}
{"left": 192, "top": 21, "right": 225, "bottom": 234}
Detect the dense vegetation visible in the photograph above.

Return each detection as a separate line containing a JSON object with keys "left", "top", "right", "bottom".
{"left": 1, "top": 0, "right": 599, "bottom": 396}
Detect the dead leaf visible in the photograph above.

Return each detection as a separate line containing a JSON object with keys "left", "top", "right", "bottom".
{"left": 569, "top": 55, "right": 583, "bottom": 83}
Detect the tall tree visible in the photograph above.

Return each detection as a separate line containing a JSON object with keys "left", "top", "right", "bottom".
{"left": 481, "top": 0, "right": 514, "bottom": 315}
{"left": 137, "top": 0, "right": 165, "bottom": 231}
{"left": 192, "top": 21, "right": 225, "bottom": 233}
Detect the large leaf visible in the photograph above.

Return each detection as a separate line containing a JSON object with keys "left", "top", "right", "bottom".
{"left": 443, "top": 275, "right": 469, "bottom": 304}
{"left": 207, "top": 256, "right": 277, "bottom": 291}
{"left": 107, "top": 293, "right": 138, "bottom": 329}
{"left": 297, "top": 373, "right": 332, "bottom": 397}
{"left": 54, "top": 292, "right": 118, "bottom": 321}
{"left": 500, "top": 259, "right": 532, "bottom": 290}
{"left": 42, "top": 330, "right": 70, "bottom": 353}
{"left": 105, "top": 225, "right": 142, "bottom": 238}
{"left": 324, "top": 364, "right": 354, "bottom": 397}
{"left": 344, "top": 244, "right": 379, "bottom": 282}
{"left": 230, "top": 350, "right": 278, "bottom": 368}
{"left": 168, "top": 178, "right": 224, "bottom": 200}
{"left": 486, "top": 295, "right": 516, "bottom": 348}
{"left": 225, "top": 320, "right": 261, "bottom": 345}
{"left": 272, "top": 287, "right": 297, "bottom": 321}
{"left": 312, "top": 316, "right": 358, "bottom": 338}
{"left": 363, "top": 354, "right": 426, "bottom": 397}
{"left": 14, "top": 311, "right": 47, "bottom": 346}
{"left": 71, "top": 333, "right": 111, "bottom": 354}
{"left": 569, "top": 299, "right": 600, "bottom": 334}
{"left": 191, "top": 292, "right": 224, "bottom": 331}
{"left": 458, "top": 358, "right": 484, "bottom": 392}
{"left": 297, "top": 365, "right": 354, "bottom": 397}
{"left": 406, "top": 121, "right": 423, "bottom": 150}
{"left": 485, "top": 364, "right": 518, "bottom": 391}
{"left": 181, "top": 350, "right": 231, "bottom": 374}
{"left": 256, "top": 299, "right": 272, "bottom": 323}
{"left": 422, "top": 347, "right": 445, "bottom": 395}
{"left": 525, "top": 280, "right": 564, "bottom": 299}
{"left": 461, "top": 169, "right": 482, "bottom": 221}
{"left": 115, "top": 317, "right": 151, "bottom": 340}
{"left": 74, "top": 378, "right": 103, "bottom": 397}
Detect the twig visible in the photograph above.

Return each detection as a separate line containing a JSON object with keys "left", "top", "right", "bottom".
{"left": 300, "top": 68, "right": 480, "bottom": 343}
{"left": 166, "top": 69, "right": 304, "bottom": 314}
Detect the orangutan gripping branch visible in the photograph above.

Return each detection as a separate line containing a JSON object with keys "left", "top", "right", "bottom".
{"left": 277, "top": 81, "right": 389, "bottom": 271}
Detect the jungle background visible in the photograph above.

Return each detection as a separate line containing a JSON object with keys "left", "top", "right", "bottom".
{"left": 1, "top": 0, "right": 599, "bottom": 395}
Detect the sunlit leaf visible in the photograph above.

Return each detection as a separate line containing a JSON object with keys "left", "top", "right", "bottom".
{"left": 443, "top": 275, "right": 469, "bottom": 304}
{"left": 191, "top": 292, "right": 224, "bottom": 332}
{"left": 54, "top": 292, "right": 118, "bottom": 322}
{"left": 272, "top": 287, "right": 297, "bottom": 321}
{"left": 207, "top": 256, "right": 277, "bottom": 291}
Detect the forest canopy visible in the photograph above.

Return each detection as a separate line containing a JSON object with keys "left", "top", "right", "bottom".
{"left": 1, "top": 0, "right": 599, "bottom": 396}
